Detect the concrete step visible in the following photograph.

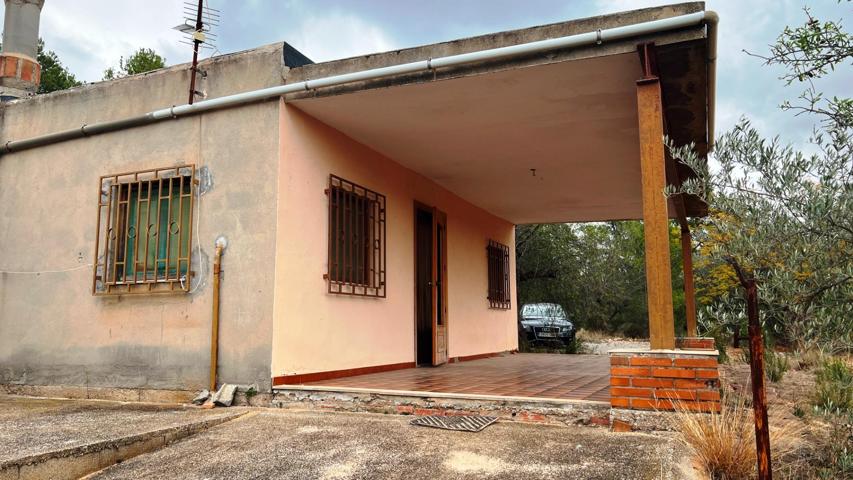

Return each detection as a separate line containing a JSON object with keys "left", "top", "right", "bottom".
{"left": 0, "top": 409, "right": 246, "bottom": 480}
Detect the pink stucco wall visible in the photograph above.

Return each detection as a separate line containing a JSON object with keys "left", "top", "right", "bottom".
{"left": 272, "top": 102, "right": 518, "bottom": 377}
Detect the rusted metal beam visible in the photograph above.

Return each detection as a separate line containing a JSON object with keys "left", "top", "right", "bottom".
{"left": 681, "top": 227, "right": 698, "bottom": 336}
{"left": 730, "top": 260, "right": 772, "bottom": 480}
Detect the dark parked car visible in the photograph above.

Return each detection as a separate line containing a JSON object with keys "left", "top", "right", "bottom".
{"left": 520, "top": 303, "right": 576, "bottom": 345}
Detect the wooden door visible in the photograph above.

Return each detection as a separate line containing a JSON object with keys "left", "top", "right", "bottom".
{"left": 432, "top": 208, "right": 448, "bottom": 366}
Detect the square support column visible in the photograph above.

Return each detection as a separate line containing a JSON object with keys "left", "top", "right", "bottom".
{"left": 636, "top": 78, "right": 676, "bottom": 350}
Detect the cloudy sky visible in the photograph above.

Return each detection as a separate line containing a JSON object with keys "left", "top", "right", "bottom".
{"left": 4, "top": 1, "right": 850, "bottom": 147}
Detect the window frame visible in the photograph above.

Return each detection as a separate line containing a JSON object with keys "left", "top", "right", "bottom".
{"left": 486, "top": 239, "right": 511, "bottom": 309}
{"left": 93, "top": 165, "right": 196, "bottom": 295}
{"left": 326, "top": 174, "right": 386, "bottom": 298}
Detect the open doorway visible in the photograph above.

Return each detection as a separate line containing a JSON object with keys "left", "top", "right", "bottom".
{"left": 414, "top": 202, "right": 448, "bottom": 366}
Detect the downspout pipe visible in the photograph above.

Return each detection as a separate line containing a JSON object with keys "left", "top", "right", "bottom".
{"left": 210, "top": 236, "right": 227, "bottom": 392}
{"left": 704, "top": 11, "right": 718, "bottom": 149}
{"left": 1, "top": 10, "right": 718, "bottom": 155}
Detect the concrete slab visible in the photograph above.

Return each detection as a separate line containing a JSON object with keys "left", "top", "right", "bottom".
{"left": 91, "top": 409, "right": 692, "bottom": 480}
{"left": 0, "top": 395, "right": 241, "bottom": 464}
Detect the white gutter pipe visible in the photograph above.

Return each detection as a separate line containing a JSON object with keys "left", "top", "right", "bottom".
{"left": 1, "top": 10, "right": 717, "bottom": 155}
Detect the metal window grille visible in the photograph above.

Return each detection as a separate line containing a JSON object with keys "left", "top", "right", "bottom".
{"left": 92, "top": 165, "right": 196, "bottom": 295}
{"left": 487, "top": 239, "right": 511, "bottom": 309}
{"left": 326, "top": 175, "right": 386, "bottom": 297}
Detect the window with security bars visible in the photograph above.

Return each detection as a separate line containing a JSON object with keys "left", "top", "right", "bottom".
{"left": 93, "top": 165, "right": 196, "bottom": 295}
{"left": 326, "top": 175, "right": 386, "bottom": 297}
{"left": 487, "top": 239, "right": 511, "bottom": 309}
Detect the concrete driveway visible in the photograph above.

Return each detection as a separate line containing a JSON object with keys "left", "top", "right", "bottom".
{"left": 0, "top": 395, "right": 692, "bottom": 479}
{"left": 91, "top": 409, "right": 691, "bottom": 480}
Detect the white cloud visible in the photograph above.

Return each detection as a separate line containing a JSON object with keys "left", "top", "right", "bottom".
{"left": 33, "top": 0, "right": 189, "bottom": 82}
{"left": 283, "top": 10, "right": 398, "bottom": 62}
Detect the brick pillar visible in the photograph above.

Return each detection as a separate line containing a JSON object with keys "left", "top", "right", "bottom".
{"left": 609, "top": 349, "right": 720, "bottom": 412}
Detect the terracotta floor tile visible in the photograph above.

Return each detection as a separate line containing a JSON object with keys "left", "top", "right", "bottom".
{"left": 302, "top": 353, "right": 611, "bottom": 402}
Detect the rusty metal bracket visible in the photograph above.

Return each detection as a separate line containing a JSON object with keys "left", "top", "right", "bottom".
{"left": 636, "top": 42, "right": 659, "bottom": 83}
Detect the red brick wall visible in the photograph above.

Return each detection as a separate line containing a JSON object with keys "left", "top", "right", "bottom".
{"left": 609, "top": 351, "right": 720, "bottom": 412}
{"left": 675, "top": 337, "right": 716, "bottom": 350}
{"left": 0, "top": 54, "right": 41, "bottom": 91}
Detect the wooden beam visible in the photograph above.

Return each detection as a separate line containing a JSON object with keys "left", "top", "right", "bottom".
{"left": 636, "top": 77, "right": 676, "bottom": 350}
{"left": 681, "top": 226, "right": 698, "bottom": 336}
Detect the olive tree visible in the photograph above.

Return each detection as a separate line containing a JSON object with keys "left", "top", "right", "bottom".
{"left": 668, "top": 6, "right": 852, "bottom": 353}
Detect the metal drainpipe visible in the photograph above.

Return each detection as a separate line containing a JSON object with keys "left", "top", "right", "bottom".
{"left": 209, "top": 238, "right": 226, "bottom": 392}
{"left": 704, "top": 11, "right": 719, "bottom": 149}
{"left": 0, "top": 10, "right": 719, "bottom": 155}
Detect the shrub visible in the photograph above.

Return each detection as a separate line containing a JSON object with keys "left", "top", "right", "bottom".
{"left": 673, "top": 390, "right": 803, "bottom": 480}
{"left": 765, "top": 350, "right": 790, "bottom": 383}
{"left": 815, "top": 413, "right": 853, "bottom": 479}
{"left": 814, "top": 358, "right": 853, "bottom": 415}
{"left": 738, "top": 347, "right": 752, "bottom": 365}
{"left": 794, "top": 348, "right": 826, "bottom": 371}
{"left": 562, "top": 336, "right": 585, "bottom": 354}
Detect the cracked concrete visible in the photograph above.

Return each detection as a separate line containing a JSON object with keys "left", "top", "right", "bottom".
{"left": 92, "top": 408, "right": 695, "bottom": 480}
{"left": 0, "top": 395, "right": 241, "bottom": 464}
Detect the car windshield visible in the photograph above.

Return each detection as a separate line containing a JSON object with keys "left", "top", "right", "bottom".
{"left": 522, "top": 303, "right": 567, "bottom": 318}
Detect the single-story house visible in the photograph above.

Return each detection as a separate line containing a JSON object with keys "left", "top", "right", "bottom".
{"left": 0, "top": 1, "right": 721, "bottom": 412}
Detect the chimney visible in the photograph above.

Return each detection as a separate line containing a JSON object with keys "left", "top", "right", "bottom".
{"left": 1, "top": 0, "right": 45, "bottom": 101}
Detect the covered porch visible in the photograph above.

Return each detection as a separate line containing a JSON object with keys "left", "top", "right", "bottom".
{"left": 277, "top": 4, "right": 720, "bottom": 414}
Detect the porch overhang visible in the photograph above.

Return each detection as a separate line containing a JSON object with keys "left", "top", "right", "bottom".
{"left": 284, "top": 3, "right": 711, "bottom": 224}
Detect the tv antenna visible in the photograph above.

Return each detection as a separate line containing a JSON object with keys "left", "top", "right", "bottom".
{"left": 173, "top": 1, "right": 220, "bottom": 104}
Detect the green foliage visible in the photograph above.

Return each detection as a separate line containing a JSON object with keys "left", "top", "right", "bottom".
{"left": 561, "top": 336, "right": 585, "bottom": 355}
{"left": 668, "top": 4, "right": 853, "bottom": 354}
{"left": 103, "top": 48, "right": 166, "bottom": 80}
{"left": 792, "top": 404, "right": 806, "bottom": 418}
{"left": 244, "top": 386, "right": 257, "bottom": 399}
{"left": 752, "top": 6, "right": 853, "bottom": 128}
{"left": 814, "top": 358, "right": 853, "bottom": 415}
{"left": 36, "top": 39, "right": 81, "bottom": 93}
{"left": 765, "top": 350, "right": 790, "bottom": 383}
{"left": 515, "top": 221, "right": 687, "bottom": 338}
{"left": 815, "top": 415, "right": 853, "bottom": 480}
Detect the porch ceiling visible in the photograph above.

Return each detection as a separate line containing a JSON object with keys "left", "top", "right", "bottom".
{"left": 289, "top": 47, "right": 706, "bottom": 224}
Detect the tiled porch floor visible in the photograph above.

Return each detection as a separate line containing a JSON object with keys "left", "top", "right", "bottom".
{"left": 300, "top": 353, "right": 610, "bottom": 403}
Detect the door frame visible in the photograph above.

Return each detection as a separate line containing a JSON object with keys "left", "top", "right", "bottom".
{"left": 412, "top": 201, "right": 449, "bottom": 366}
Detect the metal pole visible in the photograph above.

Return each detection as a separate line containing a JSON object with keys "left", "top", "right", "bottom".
{"left": 729, "top": 259, "right": 772, "bottom": 480}
{"left": 746, "top": 278, "right": 772, "bottom": 480}
{"left": 681, "top": 227, "right": 697, "bottom": 336}
{"left": 209, "top": 245, "right": 223, "bottom": 392}
{"left": 188, "top": 0, "right": 203, "bottom": 105}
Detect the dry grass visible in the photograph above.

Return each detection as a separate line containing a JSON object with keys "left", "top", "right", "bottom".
{"left": 672, "top": 390, "right": 804, "bottom": 480}
{"left": 575, "top": 329, "right": 610, "bottom": 343}
{"left": 575, "top": 328, "right": 644, "bottom": 343}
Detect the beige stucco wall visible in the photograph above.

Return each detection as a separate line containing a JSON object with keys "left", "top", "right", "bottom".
{"left": 272, "top": 103, "right": 518, "bottom": 377}
{"left": 0, "top": 45, "right": 285, "bottom": 392}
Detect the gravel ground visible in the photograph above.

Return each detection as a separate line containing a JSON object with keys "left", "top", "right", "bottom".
{"left": 92, "top": 409, "right": 693, "bottom": 480}
{"left": 585, "top": 340, "right": 651, "bottom": 355}
{"left": 0, "top": 394, "right": 239, "bottom": 463}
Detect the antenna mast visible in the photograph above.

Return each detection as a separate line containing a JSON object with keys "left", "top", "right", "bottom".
{"left": 188, "top": 0, "right": 203, "bottom": 104}
{"left": 173, "top": 1, "right": 219, "bottom": 105}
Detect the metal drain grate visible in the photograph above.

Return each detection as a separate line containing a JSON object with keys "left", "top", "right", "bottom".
{"left": 410, "top": 415, "right": 498, "bottom": 432}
